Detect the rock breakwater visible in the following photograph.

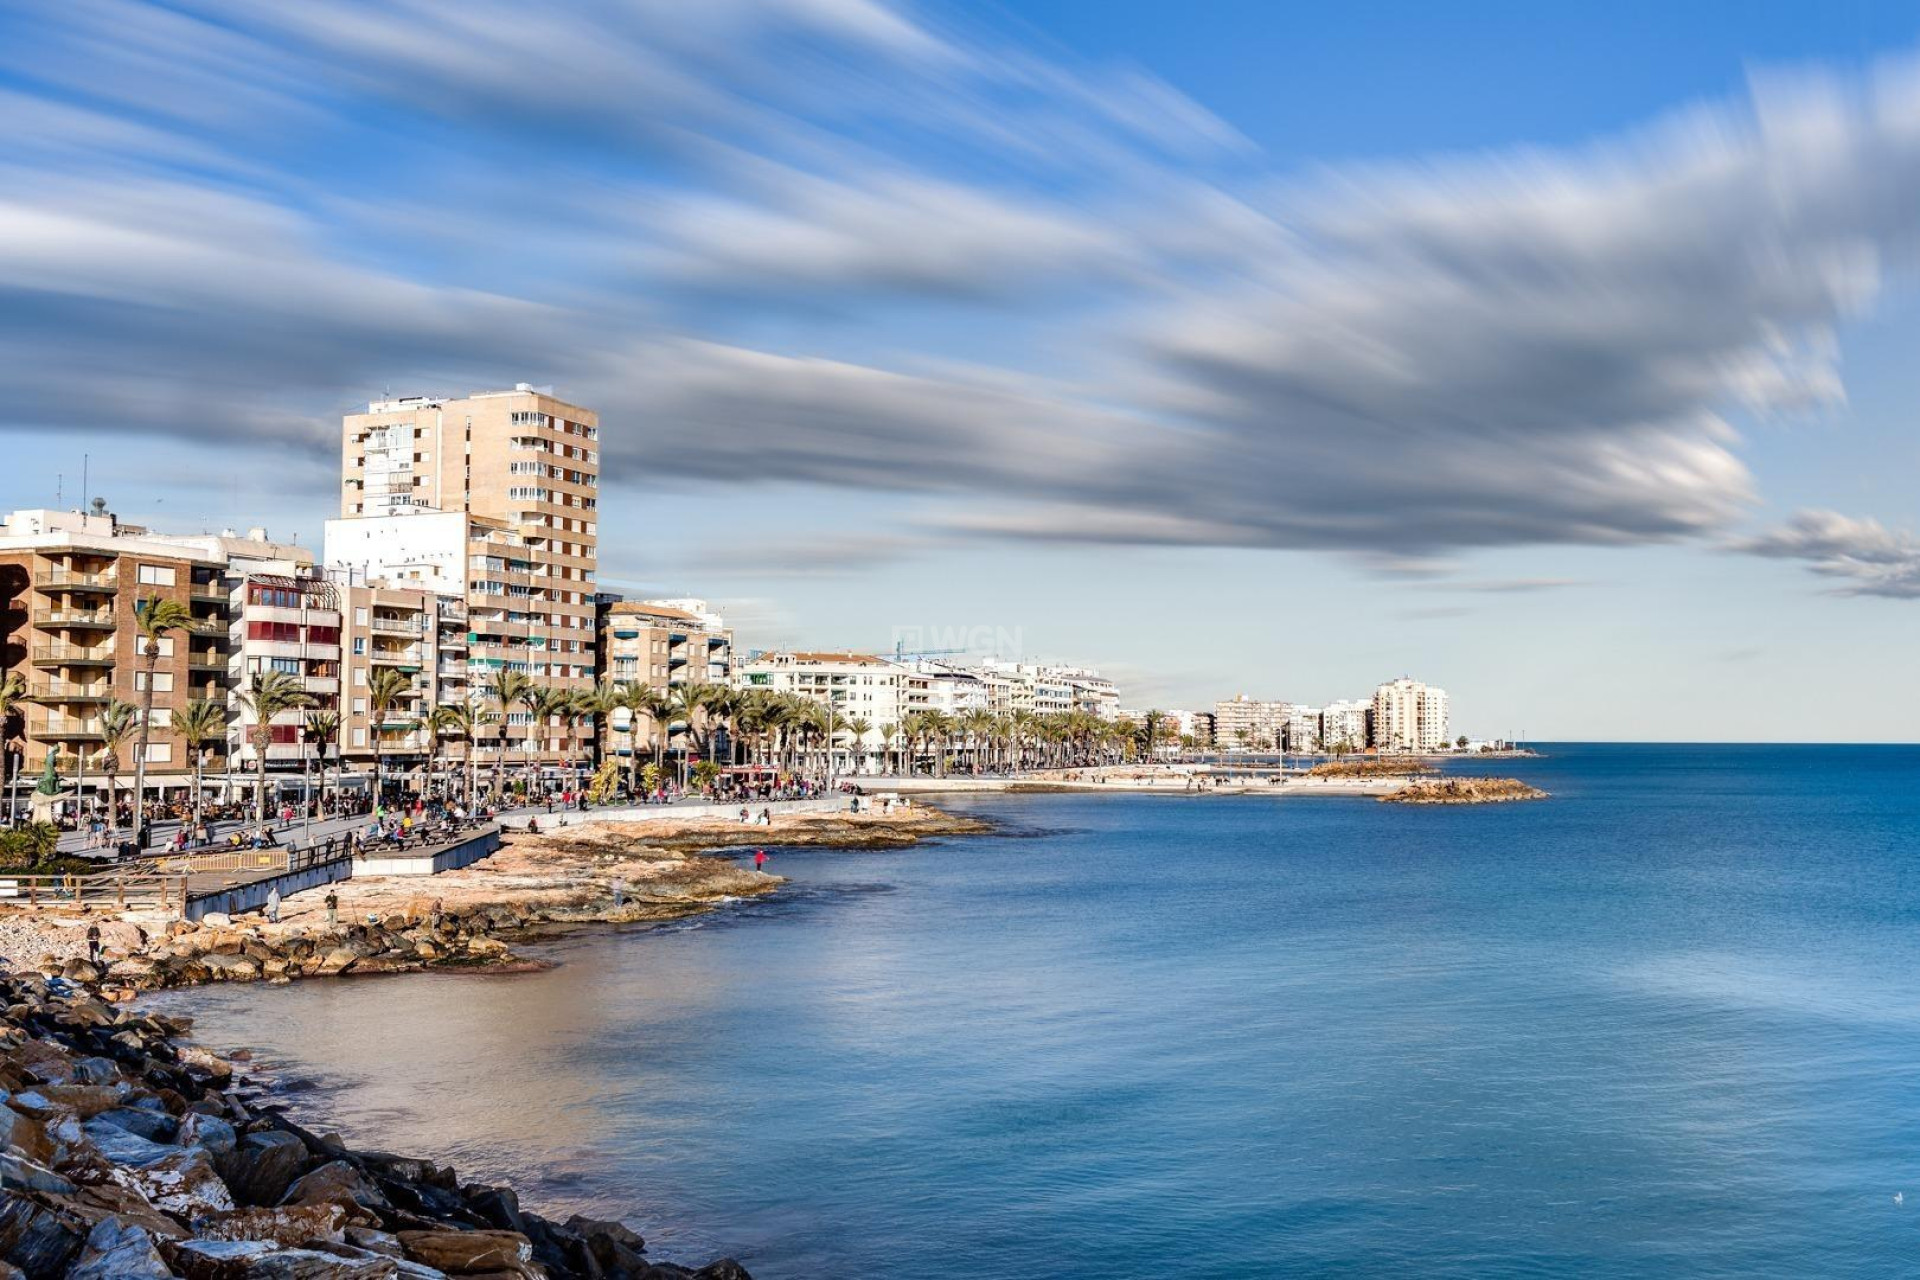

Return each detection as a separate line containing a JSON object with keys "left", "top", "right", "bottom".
{"left": 1381, "top": 777, "right": 1549, "bottom": 805}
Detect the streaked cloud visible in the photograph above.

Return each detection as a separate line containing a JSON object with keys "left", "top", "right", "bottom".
{"left": 1736, "top": 509, "right": 1920, "bottom": 598}
{"left": 1, "top": 1, "right": 1917, "bottom": 565}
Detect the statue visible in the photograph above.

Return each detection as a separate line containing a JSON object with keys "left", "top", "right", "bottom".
{"left": 33, "top": 749, "right": 59, "bottom": 796}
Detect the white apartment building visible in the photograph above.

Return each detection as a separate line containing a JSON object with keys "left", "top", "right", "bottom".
{"left": 1283, "top": 705, "right": 1323, "bottom": 753}
{"left": 1213, "top": 695, "right": 1289, "bottom": 750}
{"left": 1372, "top": 677, "right": 1450, "bottom": 751}
{"left": 1320, "top": 699, "right": 1370, "bottom": 753}
{"left": 737, "top": 651, "right": 909, "bottom": 772}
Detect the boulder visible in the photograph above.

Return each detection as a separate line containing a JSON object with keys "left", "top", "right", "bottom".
{"left": 67, "top": 1216, "right": 172, "bottom": 1280}
{"left": 35, "top": 1084, "right": 127, "bottom": 1118}
{"left": 284, "top": 1161, "right": 390, "bottom": 1219}
{"left": 343, "top": 1227, "right": 404, "bottom": 1258}
{"left": 179, "top": 1046, "right": 235, "bottom": 1080}
{"left": 116, "top": 1146, "right": 235, "bottom": 1218}
{"left": 97, "top": 921, "right": 146, "bottom": 953}
{"left": 202, "top": 954, "right": 263, "bottom": 981}
{"left": 61, "top": 960, "right": 102, "bottom": 984}
{"left": 316, "top": 950, "right": 360, "bottom": 977}
{"left": 194, "top": 1203, "right": 348, "bottom": 1248}
{"left": 199, "top": 913, "right": 234, "bottom": 929}
{"left": 223, "top": 1131, "right": 310, "bottom": 1206}
{"left": 397, "top": 1229, "right": 533, "bottom": 1274}
{"left": 62, "top": 1181, "right": 190, "bottom": 1240}
{"left": 0, "top": 1188, "right": 85, "bottom": 1277}
{"left": 81, "top": 1117, "right": 177, "bottom": 1168}
{"left": 692, "top": 1261, "right": 754, "bottom": 1280}
{"left": 69, "top": 1057, "right": 121, "bottom": 1085}
{"left": 463, "top": 1187, "right": 523, "bottom": 1235}
{"left": 170, "top": 1238, "right": 400, "bottom": 1278}
{"left": 0, "top": 1108, "right": 55, "bottom": 1165}
{"left": 93, "top": 1106, "right": 179, "bottom": 1143}
{"left": 0, "top": 1153, "right": 73, "bottom": 1196}
{"left": 181, "top": 1112, "right": 240, "bottom": 1157}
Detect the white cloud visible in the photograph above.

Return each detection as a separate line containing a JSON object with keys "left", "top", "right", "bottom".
{"left": 1737, "top": 509, "right": 1920, "bottom": 598}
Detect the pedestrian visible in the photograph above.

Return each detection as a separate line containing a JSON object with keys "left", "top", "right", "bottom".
{"left": 265, "top": 886, "right": 281, "bottom": 924}
{"left": 754, "top": 849, "right": 768, "bottom": 871}
{"left": 85, "top": 922, "right": 101, "bottom": 965}
{"left": 611, "top": 877, "right": 625, "bottom": 911}
{"left": 325, "top": 889, "right": 338, "bottom": 927}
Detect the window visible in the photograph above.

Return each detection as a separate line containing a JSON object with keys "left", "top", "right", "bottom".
{"left": 353, "top": 668, "right": 367, "bottom": 687}
{"left": 144, "top": 708, "right": 172, "bottom": 729}
{"left": 352, "top": 637, "right": 365, "bottom": 655}
{"left": 355, "top": 608, "right": 368, "bottom": 625}
{"left": 136, "top": 564, "right": 177, "bottom": 586}
{"left": 352, "top": 729, "right": 367, "bottom": 747}
{"left": 152, "top": 637, "right": 175, "bottom": 658}
{"left": 268, "top": 657, "right": 300, "bottom": 675}
{"left": 352, "top": 699, "right": 367, "bottom": 714}
{"left": 135, "top": 671, "right": 174, "bottom": 692}
{"left": 136, "top": 742, "right": 172, "bottom": 764}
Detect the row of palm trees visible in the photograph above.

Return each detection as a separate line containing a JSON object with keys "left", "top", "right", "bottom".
{"left": 5, "top": 596, "right": 1175, "bottom": 838}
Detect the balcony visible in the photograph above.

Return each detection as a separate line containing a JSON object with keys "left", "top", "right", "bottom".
{"left": 190, "top": 582, "right": 229, "bottom": 602}
{"left": 31, "top": 607, "right": 116, "bottom": 630}
{"left": 24, "top": 681, "right": 111, "bottom": 703}
{"left": 31, "top": 716, "right": 105, "bottom": 741}
{"left": 370, "top": 649, "right": 424, "bottom": 669}
{"left": 33, "top": 568, "right": 117, "bottom": 593}
{"left": 30, "top": 643, "right": 114, "bottom": 667}
{"left": 187, "top": 614, "right": 227, "bottom": 635}
{"left": 187, "top": 651, "right": 227, "bottom": 671}
{"left": 370, "top": 617, "right": 422, "bottom": 636}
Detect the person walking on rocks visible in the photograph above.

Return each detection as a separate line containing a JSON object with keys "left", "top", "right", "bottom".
{"left": 265, "top": 886, "right": 281, "bottom": 924}
{"left": 325, "top": 889, "right": 338, "bottom": 927}
{"left": 754, "top": 849, "right": 768, "bottom": 872}
{"left": 85, "top": 922, "right": 101, "bottom": 965}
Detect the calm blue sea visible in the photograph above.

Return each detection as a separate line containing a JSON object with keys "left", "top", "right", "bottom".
{"left": 171, "top": 745, "right": 1920, "bottom": 1278}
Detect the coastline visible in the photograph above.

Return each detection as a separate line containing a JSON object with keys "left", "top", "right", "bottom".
{"left": 0, "top": 802, "right": 999, "bottom": 1278}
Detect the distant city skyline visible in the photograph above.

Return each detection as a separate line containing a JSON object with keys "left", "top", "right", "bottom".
{"left": 3, "top": 2, "right": 1918, "bottom": 740}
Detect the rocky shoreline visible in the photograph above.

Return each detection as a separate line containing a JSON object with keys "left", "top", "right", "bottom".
{"left": 1380, "top": 777, "right": 1549, "bottom": 805}
{"left": 0, "top": 965, "right": 751, "bottom": 1278}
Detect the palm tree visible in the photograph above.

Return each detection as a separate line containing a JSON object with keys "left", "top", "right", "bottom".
{"left": 130, "top": 595, "right": 192, "bottom": 842}
{"left": 425, "top": 704, "right": 465, "bottom": 801}
{"left": 961, "top": 709, "right": 996, "bottom": 774}
{"left": 0, "top": 672, "right": 24, "bottom": 823}
{"left": 483, "top": 669, "right": 533, "bottom": 801}
{"left": 95, "top": 699, "right": 140, "bottom": 839}
{"left": 433, "top": 700, "right": 483, "bottom": 809}
{"left": 234, "top": 670, "right": 313, "bottom": 822}
{"left": 844, "top": 716, "right": 873, "bottom": 775}
{"left": 303, "top": 710, "right": 340, "bottom": 817}
{"left": 174, "top": 699, "right": 228, "bottom": 827}
{"left": 520, "top": 685, "right": 572, "bottom": 797}
{"left": 1143, "top": 709, "right": 1164, "bottom": 761}
{"left": 615, "top": 682, "right": 665, "bottom": 796}
{"left": 578, "top": 680, "right": 623, "bottom": 775}
{"left": 877, "top": 720, "right": 898, "bottom": 776}
{"left": 366, "top": 666, "right": 415, "bottom": 808}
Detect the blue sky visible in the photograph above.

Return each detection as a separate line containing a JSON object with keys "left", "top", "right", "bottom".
{"left": 3, "top": 0, "right": 1918, "bottom": 739}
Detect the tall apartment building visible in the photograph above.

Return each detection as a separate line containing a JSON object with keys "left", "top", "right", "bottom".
{"left": 1372, "top": 677, "right": 1450, "bottom": 752}
{"left": 597, "top": 599, "right": 734, "bottom": 766}
{"left": 1320, "top": 699, "right": 1371, "bottom": 753}
{"left": 1212, "top": 695, "right": 1288, "bottom": 750}
{"left": 1282, "top": 705, "right": 1323, "bottom": 753}
{"left": 331, "top": 385, "right": 601, "bottom": 776}
{"left": 0, "top": 506, "right": 315, "bottom": 809}
{"left": 228, "top": 574, "right": 341, "bottom": 782}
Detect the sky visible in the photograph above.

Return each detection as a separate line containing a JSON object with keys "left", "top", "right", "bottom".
{"left": 1, "top": 0, "right": 1918, "bottom": 740}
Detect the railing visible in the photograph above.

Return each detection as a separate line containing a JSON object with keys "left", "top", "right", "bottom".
{"left": 30, "top": 717, "right": 104, "bottom": 739}
{"left": 0, "top": 873, "right": 190, "bottom": 912}
{"left": 31, "top": 608, "right": 115, "bottom": 628}
{"left": 30, "top": 643, "right": 114, "bottom": 664}
{"left": 371, "top": 617, "right": 422, "bottom": 635}
{"left": 24, "top": 682, "right": 111, "bottom": 702}
{"left": 33, "top": 569, "right": 117, "bottom": 591}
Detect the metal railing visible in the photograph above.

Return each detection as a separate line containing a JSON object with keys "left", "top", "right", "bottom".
{"left": 23, "top": 681, "right": 111, "bottom": 702}
{"left": 30, "top": 643, "right": 114, "bottom": 664}
{"left": 31, "top": 608, "right": 116, "bottom": 628}
{"left": 33, "top": 569, "right": 118, "bottom": 591}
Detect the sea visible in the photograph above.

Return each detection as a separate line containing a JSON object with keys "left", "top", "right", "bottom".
{"left": 167, "top": 744, "right": 1920, "bottom": 1278}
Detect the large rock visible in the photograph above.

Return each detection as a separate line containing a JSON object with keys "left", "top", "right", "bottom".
{"left": 180, "top": 1112, "right": 239, "bottom": 1157}
{"left": 397, "top": 1229, "right": 533, "bottom": 1274}
{"left": 224, "top": 1131, "right": 311, "bottom": 1206}
{"left": 195, "top": 1203, "right": 348, "bottom": 1248}
{"left": 316, "top": 950, "right": 360, "bottom": 977}
{"left": 0, "top": 1154, "right": 71, "bottom": 1199}
{"left": 33, "top": 1085, "right": 126, "bottom": 1118}
{"left": 81, "top": 1116, "right": 177, "bottom": 1167}
{"left": 93, "top": 1106, "right": 179, "bottom": 1143}
{"left": 179, "top": 1045, "right": 236, "bottom": 1080}
{"left": 66, "top": 1217, "right": 172, "bottom": 1280}
{"left": 115, "top": 1146, "right": 235, "bottom": 1218}
{"left": 0, "top": 1188, "right": 85, "bottom": 1277}
{"left": 284, "top": 1161, "right": 390, "bottom": 1219}
{"left": 97, "top": 921, "right": 147, "bottom": 953}
{"left": 0, "top": 1109, "right": 55, "bottom": 1165}
{"left": 171, "top": 1238, "right": 403, "bottom": 1278}
{"left": 201, "top": 954, "right": 263, "bottom": 981}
